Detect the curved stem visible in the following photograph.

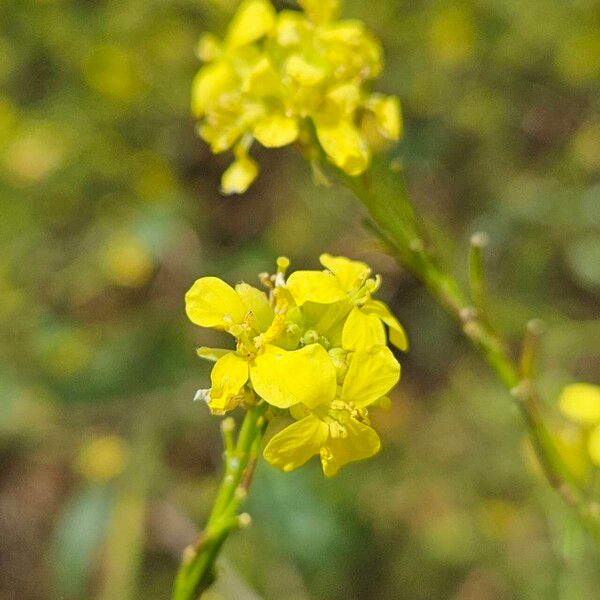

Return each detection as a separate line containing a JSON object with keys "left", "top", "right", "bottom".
{"left": 172, "top": 402, "right": 269, "bottom": 600}
{"left": 335, "top": 158, "right": 600, "bottom": 543}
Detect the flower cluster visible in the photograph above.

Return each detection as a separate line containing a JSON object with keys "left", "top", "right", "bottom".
{"left": 192, "top": 0, "right": 401, "bottom": 194}
{"left": 185, "top": 254, "right": 407, "bottom": 476}
{"left": 559, "top": 383, "right": 600, "bottom": 467}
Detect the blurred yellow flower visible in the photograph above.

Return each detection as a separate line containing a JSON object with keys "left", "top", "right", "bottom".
{"left": 559, "top": 382, "right": 600, "bottom": 465}
{"left": 554, "top": 31, "right": 600, "bottom": 86}
{"left": 191, "top": 0, "right": 401, "bottom": 193}
{"left": 185, "top": 254, "right": 406, "bottom": 476}
{"left": 428, "top": 7, "right": 475, "bottom": 67}
{"left": 77, "top": 435, "right": 128, "bottom": 483}
{"left": 103, "top": 233, "right": 154, "bottom": 287}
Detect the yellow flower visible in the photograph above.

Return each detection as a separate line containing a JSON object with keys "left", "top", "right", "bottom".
{"left": 185, "top": 273, "right": 336, "bottom": 414}
{"left": 263, "top": 345, "right": 400, "bottom": 476}
{"left": 186, "top": 255, "right": 406, "bottom": 477}
{"left": 191, "top": 0, "right": 401, "bottom": 193}
{"left": 286, "top": 254, "right": 408, "bottom": 351}
{"left": 559, "top": 383, "right": 600, "bottom": 466}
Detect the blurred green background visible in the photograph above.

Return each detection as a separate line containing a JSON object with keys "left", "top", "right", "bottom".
{"left": 1, "top": 0, "right": 599, "bottom": 598}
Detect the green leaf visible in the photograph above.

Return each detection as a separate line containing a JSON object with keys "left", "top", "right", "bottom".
{"left": 50, "top": 485, "right": 114, "bottom": 599}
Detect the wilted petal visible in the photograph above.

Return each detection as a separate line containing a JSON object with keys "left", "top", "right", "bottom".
{"left": 263, "top": 415, "right": 329, "bottom": 471}
{"left": 321, "top": 417, "right": 380, "bottom": 477}
{"left": 341, "top": 306, "right": 385, "bottom": 350}
{"left": 250, "top": 343, "right": 337, "bottom": 408}
{"left": 342, "top": 346, "right": 400, "bottom": 407}
{"left": 185, "top": 276, "right": 247, "bottom": 329}
{"left": 286, "top": 270, "right": 347, "bottom": 305}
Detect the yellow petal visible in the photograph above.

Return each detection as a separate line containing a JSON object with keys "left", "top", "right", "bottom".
{"left": 318, "top": 20, "right": 367, "bottom": 44}
{"left": 208, "top": 352, "right": 249, "bottom": 414}
{"left": 196, "top": 347, "right": 233, "bottom": 362}
{"left": 326, "top": 83, "right": 361, "bottom": 116}
{"left": 559, "top": 383, "right": 600, "bottom": 426}
{"left": 263, "top": 414, "right": 329, "bottom": 472}
{"left": 341, "top": 306, "right": 385, "bottom": 350}
{"left": 342, "top": 346, "right": 400, "bottom": 407}
{"left": 225, "top": 0, "right": 276, "bottom": 49}
{"left": 235, "top": 282, "right": 274, "bottom": 333}
{"left": 199, "top": 122, "right": 242, "bottom": 154}
{"left": 319, "top": 253, "right": 370, "bottom": 292}
{"left": 314, "top": 117, "right": 370, "bottom": 176}
{"left": 221, "top": 155, "right": 259, "bottom": 194}
{"left": 191, "top": 61, "right": 236, "bottom": 117}
{"left": 250, "top": 343, "right": 337, "bottom": 408}
{"left": 196, "top": 33, "right": 222, "bottom": 62}
{"left": 185, "top": 276, "right": 247, "bottom": 329}
{"left": 362, "top": 299, "right": 409, "bottom": 351}
{"left": 253, "top": 114, "right": 299, "bottom": 148}
{"left": 286, "top": 270, "right": 347, "bottom": 305}
{"left": 285, "top": 54, "right": 327, "bottom": 86}
{"left": 366, "top": 94, "right": 402, "bottom": 141}
{"left": 298, "top": 0, "right": 340, "bottom": 23}
{"left": 274, "top": 11, "right": 307, "bottom": 46}
{"left": 243, "top": 55, "right": 280, "bottom": 95}
{"left": 321, "top": 417, "right": 380, "bottom": 477}
{"left": 588, "top": 425, "right": 600, "bottom": 466}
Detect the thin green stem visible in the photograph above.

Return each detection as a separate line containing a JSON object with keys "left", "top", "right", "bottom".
{"left": 468, "top": 232, "right": 489, "bottom": 319}
{"left": 172, "top": 402, "right": 269, "bottom": 600}
{"left": 333, "top": 159, "right": 600, "bottom": 543}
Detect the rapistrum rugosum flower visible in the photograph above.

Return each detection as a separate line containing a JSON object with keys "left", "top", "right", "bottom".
{"left": 191, "top": 0, "right": 401, "bottom": 194}
{"left": 185, "top": 254, "right": 407, "bottom": 476}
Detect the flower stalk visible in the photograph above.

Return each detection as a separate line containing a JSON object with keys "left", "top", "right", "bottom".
{"left": 172, "top": 401, "right": 269, "bottom": 600}
{"left": 330, "top": 156, "right": 600, "bottom": 543}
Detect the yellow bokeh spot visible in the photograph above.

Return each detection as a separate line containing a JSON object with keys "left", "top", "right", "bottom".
{"left": 429, "top": 8, "right": 475, "bottom": 66}
{"left": 77, "top": 435, "right": 128, "bottom": 483}
{"left": 5, "top": 126, "right": 66, "bottom": 183}
{"left": 555, "top": 32, "right": 600, "bottom": 85}
{"left": 44, "top": 330, "right": 92, "bottom": 377}
{"left": 571, "top": 121, "right": 600, "bottom": 172}
{"left": 559, "top": 382, "right": 600, "bottom": 426}
{"left": 83, "top": 45, "right": 139, "bottom": 102}
{"left": 103, "top": 233, "right": 154, "bottom": 287}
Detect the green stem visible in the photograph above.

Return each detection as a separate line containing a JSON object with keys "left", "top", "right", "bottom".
{"left": 172, "top": 402, "right": 268, "bottom": 600}
{"left": 336, "top": 159, "right": 600, "bottom": 543}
